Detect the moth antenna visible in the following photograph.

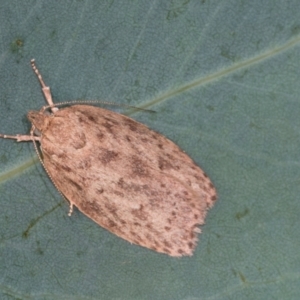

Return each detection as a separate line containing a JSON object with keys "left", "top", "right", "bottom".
{"left": 31, "top": 60, "right": 154, "bottom": 114}
{"left": 30, "top": 126, "right": 74, "bottom": 215}
{"left": 43, "top": 100, "right": 156, "bottom": 114}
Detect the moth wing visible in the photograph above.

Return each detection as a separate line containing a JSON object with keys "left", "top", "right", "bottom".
{"left": 41, "top": 105, "right": 217, "bottom": 256}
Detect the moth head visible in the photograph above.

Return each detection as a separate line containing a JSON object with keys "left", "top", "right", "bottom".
{"left": 27, "top": 110, "right": 50, "bottom": 132}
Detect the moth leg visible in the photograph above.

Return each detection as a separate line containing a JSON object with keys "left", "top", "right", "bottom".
{"left": 0, "top": 134, "right": 40, "bottom": 142}
{"left": 68, "top": 202, "right": 74, "bottom": 216}
{"left": 30, "top": 59, "right": 58, "bottom": 113}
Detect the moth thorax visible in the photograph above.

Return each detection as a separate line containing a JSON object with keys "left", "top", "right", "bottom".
{"left": 27, "top": 110, "right": 50, "bottom": 132}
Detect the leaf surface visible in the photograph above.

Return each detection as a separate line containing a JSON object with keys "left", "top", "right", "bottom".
{"left": 0, "top": 1, "right": 299, "bottom": 299}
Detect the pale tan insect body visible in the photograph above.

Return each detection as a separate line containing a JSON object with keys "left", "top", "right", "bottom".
{"left": 0, "top": 60, "right": 217, "bottom": 257}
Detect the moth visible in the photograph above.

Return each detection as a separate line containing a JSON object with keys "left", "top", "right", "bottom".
{"left": 0, "top": 60, "right": 217, "bottom": 256}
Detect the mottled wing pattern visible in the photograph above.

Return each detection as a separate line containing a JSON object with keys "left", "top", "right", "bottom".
{"left": 40, "top": 105, "right": 217, "bottom": 256}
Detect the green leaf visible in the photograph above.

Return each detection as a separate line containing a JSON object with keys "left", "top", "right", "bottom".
{"left": 1, "top": 1, "right": 299, "bottom": 299}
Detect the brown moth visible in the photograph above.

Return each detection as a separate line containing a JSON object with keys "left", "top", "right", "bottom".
{"left": 0, "top": 60, "right": 217, "bottom": 257}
